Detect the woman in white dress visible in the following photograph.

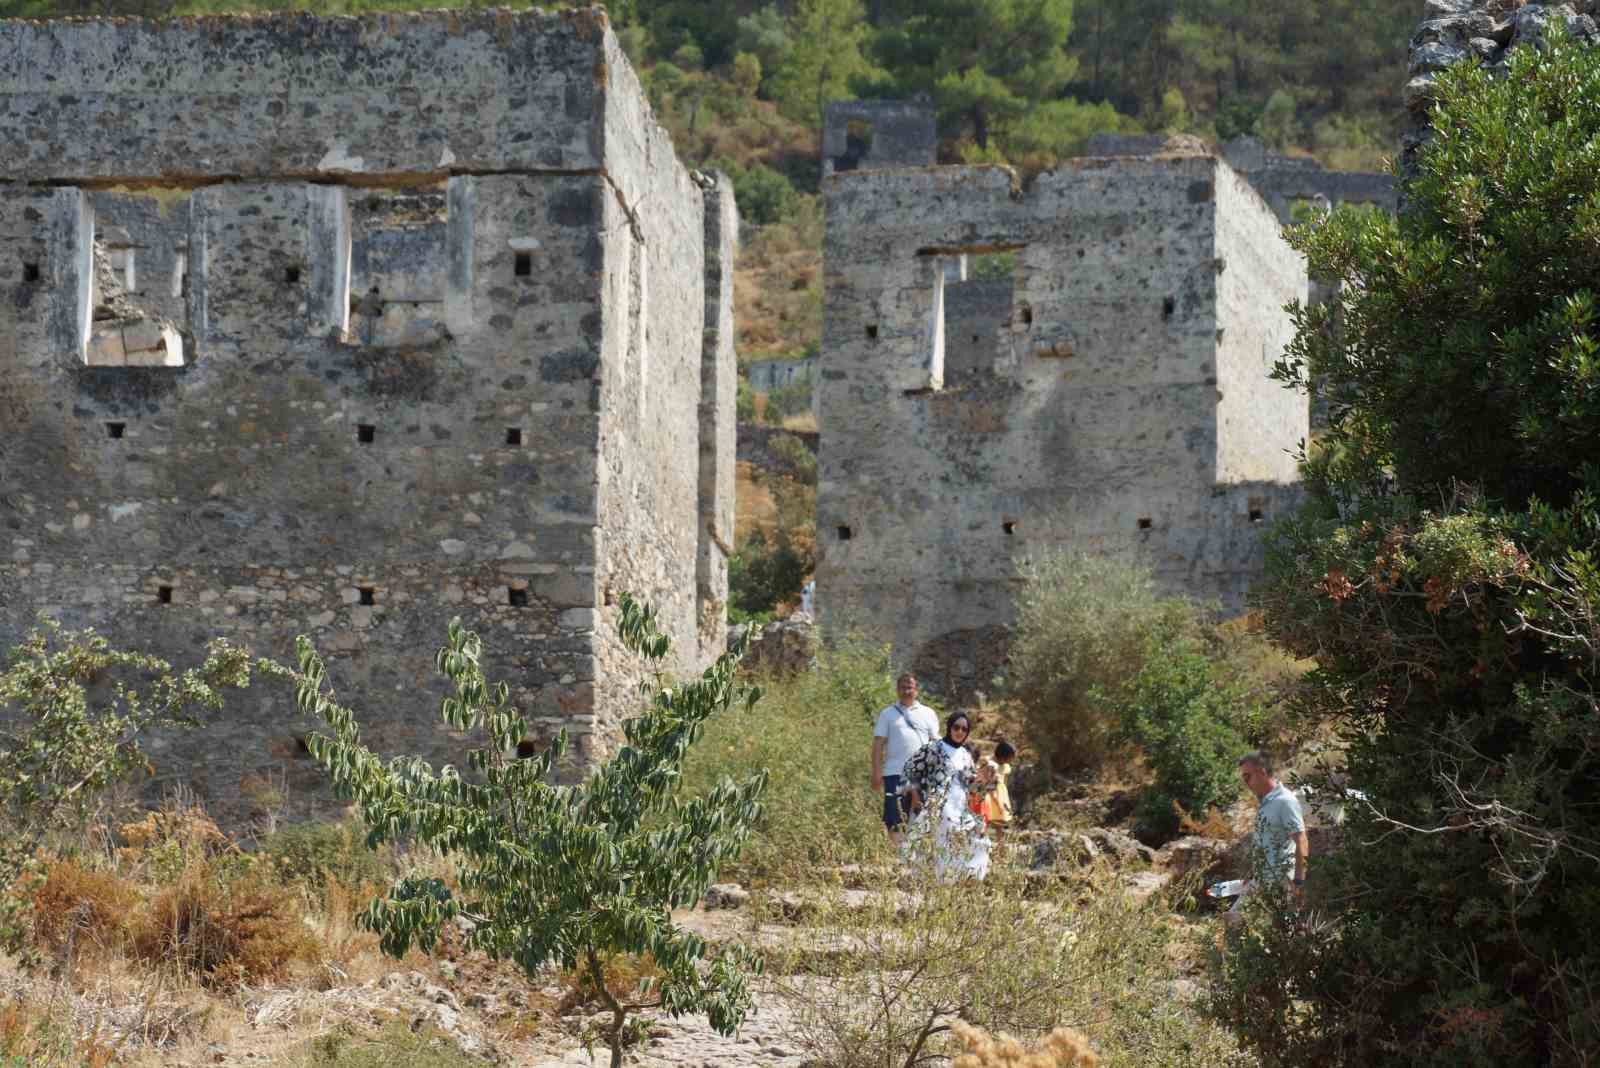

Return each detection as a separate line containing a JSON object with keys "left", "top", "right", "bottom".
{"left": 902, "top": 712, "right": 994, "bottom": 880}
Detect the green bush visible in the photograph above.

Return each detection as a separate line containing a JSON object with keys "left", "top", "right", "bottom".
{"left": 1109, "top": 626, "right": 1249, "bottom": 838}
{"left": 677, "top": 645, "right": 893, "bottom": 881}
{"left": 731, "top": 162, "right": 796, "bottom": 227}
{"left": 1007, "top": 551, "right": 1202, "bottom": 771}
{"left": 275, "top": 600, "right": 767, "bottom": 1068}
{"left": 736, "top": 374, "right": 756, "bottom": 422}
{"left": 1242, "top": 31, "right": 1600, "bottom": 1066}
{"left": 762, "top": 377, "right": 813, "bottom": 421}
{"left": 728, "top": 530, "right": 809, "bottom": 621}
{"left": 766, "top": 431, "right": 817, "bottom": 485}
{"left": 260, "top": 819, "right": 393, "bottom": 890}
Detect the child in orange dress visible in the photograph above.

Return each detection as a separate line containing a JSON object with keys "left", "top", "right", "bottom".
{"left": 981, "top": 742, "right": 1016, "bottom": 831}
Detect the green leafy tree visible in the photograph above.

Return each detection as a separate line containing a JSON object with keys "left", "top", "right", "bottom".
{"left": 872, "top": 0, "right": 1079, "bottom": 149}
{"left": 767, "top": 0, "right": 879, "bottom": 126}
{"left": 1232, "top": 32, "right": 1600, "bottom": 1066}
{"left": 0, "top": 621, "right": 252, "bottom": 883}
{"left": 277, "top": 598, "right": 767, "bottom": 1068}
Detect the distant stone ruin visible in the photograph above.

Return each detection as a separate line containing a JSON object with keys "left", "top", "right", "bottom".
{"left": 0, "top": 9, "right": 736, "bottom": 822}
{"left": 815, "top": 119, "right": 1309, "bottom": 695}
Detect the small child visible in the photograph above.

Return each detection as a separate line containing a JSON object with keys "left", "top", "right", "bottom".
{"left": 981, "top": 742, "right": 1016, "bottom": 829}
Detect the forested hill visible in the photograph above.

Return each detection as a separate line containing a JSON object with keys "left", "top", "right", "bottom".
{"left": 0, "top": 0, "right": 1415, "bottom": 360}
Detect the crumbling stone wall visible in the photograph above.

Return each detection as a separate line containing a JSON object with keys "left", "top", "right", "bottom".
{"left": 822, "top": 99, "right": 937, "bottom": 175}
{"left": 816, "top": 152, "right": 1306, "bottom": 697}
{"left": 1403, "top": 0, "right": 1599, "bottom": 164}
{"left": 0, "top": 9, "right": 735, "bottom": 823}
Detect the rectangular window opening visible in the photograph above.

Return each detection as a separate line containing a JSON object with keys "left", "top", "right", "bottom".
{"left": 515, "top": 739, "right": 538, "bottom": 759}
{"left": 105, "top": 421, "right": 126, "bottom": 440}
{"left": 358, "top": 586, "right": 375, "bottom": 606}
{"left": 1137, "top": 517, "right": 1153, "bottom": 531}
{"left": 942, "top": 246, "right": 1026, "bottom": 381}
{"left": 508, "top": 587, "right": 529, "bottom": 607}
{"left": 284, "top": 265, "right": 301, "bottom": 286}
{"left": 1162, "top": 296, "right": 1176, "bottom": 320}
{"left": 22, "top": 261, "right": 40, "bottom": 284}
{"left": 1002, "top": 520, "right": 1016, "bottom": 536}
{"left": 837, "top": 524, "right": 853, "bottom": 541}
{"left": 866, "top": 324, "right": 878, "bottom": 340}
{"left": 514, "top": 252, "right": 532, "bottom": 277}
{"left": 357, "top": 423, "right": 376, "bottom": 443}
{"left": 505, "top": 427, "right": 523, "bottom": 446}
{"left": 1249, "top": 508, "right": 1265, "bottom": 523}
{"left": 157, "top": 584, "right": 173, "bottom": 605}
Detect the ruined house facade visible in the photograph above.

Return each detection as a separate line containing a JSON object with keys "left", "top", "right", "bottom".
{"left": 0, "top": 9, "right": 736, "bottom": 820}
{"left": 815, "top": 105, "right": 1309, "bottom": 693}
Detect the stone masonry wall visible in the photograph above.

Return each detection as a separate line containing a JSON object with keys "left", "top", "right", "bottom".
{"left": 0, "top": 10, "right": 730, "bottom": 823}
{"left": 816, "top": 154, "right": 1306, "bottom": 696}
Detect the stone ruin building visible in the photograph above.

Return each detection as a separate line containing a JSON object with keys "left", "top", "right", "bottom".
{"left": 814, "top": 101, "right": 1311, "bottom": 694}
{"left": 0, "top": 9, "right": 737, "bottom": 821}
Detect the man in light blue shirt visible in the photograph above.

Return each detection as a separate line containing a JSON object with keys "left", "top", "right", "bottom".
{"left": 1230, "top": 750, "right": 1308, "bottom": 920}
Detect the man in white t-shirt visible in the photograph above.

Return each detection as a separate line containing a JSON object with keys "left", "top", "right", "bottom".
{"left": 871, "top": 673, "right": 940, "bottom": 845}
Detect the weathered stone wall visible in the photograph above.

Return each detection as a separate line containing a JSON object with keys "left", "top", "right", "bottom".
{"left": 816, "top": 154, "right": 1306, "bottom": 696}
{"left": 697, "top": 174, "right": 739, "bottom": 661}
{"left": 0, "top": 9, "right": 732, "bottom": 822}
{"left": 0, "top": 10, "right": 609, "bottom": 182}
{"left": 1085, "top": 132, "right": 1396, "bottom": 226}
{"left": 821, "top": 99, "right": 937, "bottom": 175}
{"left": 1403, "top": 0, "right": 1599, "bottom": 164}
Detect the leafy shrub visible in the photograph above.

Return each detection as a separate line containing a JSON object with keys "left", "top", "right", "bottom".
{"left": 1007, "top": 551, "right": 1201, "bottom": 771}
{"left": 762, "top": 377, "right": 812, "bottom": 421}
{"left": 0, "top": 622, "right": 251, "bottom": 889}
{"left": 736, "top": 374, "right": 756, "bottom": 422}
{"left": 1109, "top": 627, "right": 1248, "bottom": 839}
{"left": 260, "top": 819, "right": 392, "bottom": 891}
{"left": 731, "top": 162, "right": 796, "bottom": 226}
{"left": 678, "top": 644, "right": 892, "bottom": 881}
{"left": 274, "top": 600, "right": 767, "bottom": 1068}
{"left": 766, "top": 431, "right": 817, "bottom": 485}
{"left": 728, "top": 530, "right": 809, "bottom": 622}
{"left": 1245, "top": 32, "right": 1600, "bottom": 1066}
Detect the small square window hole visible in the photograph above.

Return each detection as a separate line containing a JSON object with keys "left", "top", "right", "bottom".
{"left": 1249, "top": 508, "right": 1265, "bottom": 523}
{"left": 22, "top": 261, "right": 40, "bottom": 283}
{"left": 505, "top": 428, "right": 523, "bottom": 446}
{"left": 106, "top": 422, "right": 126, "bottom": 440}
{"left": 284, "top": 265, "right": 300, "bottom": 286}
{"left": 157, "top": 585, "right": 173, "bottom": 604}
{"left": 837, "top": 524, "right": 853, "bottom": 541}
{"left": 1162, "top": 296, "right": 1176, "bottom": 320}
{"left": 1002, "top": 521, "right": 1016, "bottom": 536}
{"left": 515, "top": 739, "right": 538, "bottom": 759}
{"left": 1020, "top": 305, "right": 1033, "bottom": 326}
{"left": 508, "top": 587, "right": 529, "bottom": 607}
{"left": 514, "top": 252, "right": 532, "bottom": 277}
{"left": 358, "top": 586, "right": 375, "bottom": 606}
{"left": 357, "top": 424, "right": 376, "bottom": 443}
{"left": 1137, "top": 517, "right": 1153, "bottom": 530}
{"left": 866, "top": 324, "right": 879, "bottom": 340}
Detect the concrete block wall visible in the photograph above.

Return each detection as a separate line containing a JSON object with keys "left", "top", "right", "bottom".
{"left": 0, "top": 9, "right": 733, "bottom": 822}
{"left": 817, "top": 153, "right": 1306, "bottom": 696}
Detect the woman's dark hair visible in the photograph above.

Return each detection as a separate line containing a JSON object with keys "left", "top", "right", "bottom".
{"left": 994, "top": 741, "right": 1016, "bottom": 761}
{"left": 945, "top": 711, "right": 971, "bottom": 733}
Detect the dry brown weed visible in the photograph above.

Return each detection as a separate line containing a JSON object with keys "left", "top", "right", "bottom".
{"left": 950, "top": 1019, "right": 1099, "bottom": 1067}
